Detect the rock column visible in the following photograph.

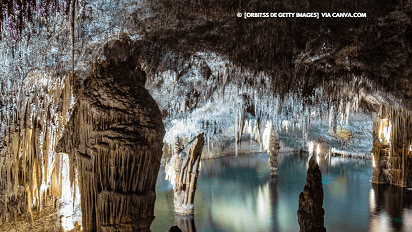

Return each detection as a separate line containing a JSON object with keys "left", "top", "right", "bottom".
{"left": 165, "top": 133, "right": 205, "bottom": 215}
{"left": 57, "top": 39, "right": 165, "bottom": 232}
{"left": 268, "top": 128, "right": 280, "bottom": 177}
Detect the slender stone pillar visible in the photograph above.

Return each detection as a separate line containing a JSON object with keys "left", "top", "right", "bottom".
{"left": 268, "top": 127, "right": 280, "bottom": 177}
{"left": 297, "top": 155, "right": 326, "bottom": 232}
{"left": 165, "top": 133, "right": 205, "bottom": 215}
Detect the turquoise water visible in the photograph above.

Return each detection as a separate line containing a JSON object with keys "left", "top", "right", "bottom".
{"left": 151, "top": 152, "right": 412, "bottom": 232}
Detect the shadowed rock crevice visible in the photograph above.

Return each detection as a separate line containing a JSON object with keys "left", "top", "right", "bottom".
{"left": 57, "top": 39, "right": 165, "bottom": 232}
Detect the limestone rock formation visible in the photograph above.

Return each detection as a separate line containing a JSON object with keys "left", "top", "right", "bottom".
{"left": 0, "top": 71, "right": 76, "bottom": 231}
{"left": 297, "top": 155, "right": 326, "bottom": 232}
{"left": 268, "top": 127, "right": 281, "bottom": 177}
{"left": 1, "top": 0, "right": 412, "bottom": 229}
{"left": 165, "top": 133, "right": 205, "bottom": 215}
{"left": 371, "top": 109, "right": 412, "bottom": 187}
{"left": 57, "top": 39, "right": 165, "bottom": 232}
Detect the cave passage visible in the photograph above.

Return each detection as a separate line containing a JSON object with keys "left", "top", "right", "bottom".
{"left": 1, "top": 0, "right": 412, "bottom": 231}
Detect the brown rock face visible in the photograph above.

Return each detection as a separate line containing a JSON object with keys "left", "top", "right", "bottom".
{"left": 297, "top": 155, "right": 326, "bottom": 232}
{"left": 57, "top": 40, "right": 165, "bottom": 232}
{"left": 165, "top": 133, "right": 205, "bottom": 215}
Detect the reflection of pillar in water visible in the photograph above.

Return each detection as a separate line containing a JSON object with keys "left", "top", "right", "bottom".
{"left": 174, "top": 214, "right": 196, "bottom": 232}
{"left": 268, "top": 127, "right": 280, "bottom": 177}
{"left": 270, "top": 177, "right": 278, "bottom": 206}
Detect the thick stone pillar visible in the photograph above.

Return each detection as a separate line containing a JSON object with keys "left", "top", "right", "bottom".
{"left": 165, "top": 133, "right": 205, "bottom": 215}
{"left": 297, "top": 155, "right": 326, "bottom": 232}
{"left": 57, "top": 39, "right": 165, "bottom": 231}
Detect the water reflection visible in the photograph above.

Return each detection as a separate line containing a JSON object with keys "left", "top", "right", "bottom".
{"left": 210, "top": 180, "right": 273, "bottom": 231}
{"left": 175, "top": 215, "right": 196, "bottom": 232}
{"left": 369, "top": 184, "right": 412, "bottom": 232}
{"left": 152, "top": 152, "right": 412, "bottom": 232}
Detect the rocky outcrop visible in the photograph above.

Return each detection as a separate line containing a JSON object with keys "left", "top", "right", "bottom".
{"left": 57, "top": 39, "right": 165, "bottom": 232}
{"left": 165, "top": 133, "right": 205, "bottom": 215}
{"left": 297, "top": 155, "right": 326, "bottom": 232}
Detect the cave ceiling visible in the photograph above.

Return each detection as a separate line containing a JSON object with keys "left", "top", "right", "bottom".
{"left": 0, "top": 0, "right": 411, "bottom": 146}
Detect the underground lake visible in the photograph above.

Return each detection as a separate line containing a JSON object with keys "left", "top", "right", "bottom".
{"left": 152, "top": 152, "right": 412, "bottom": 232}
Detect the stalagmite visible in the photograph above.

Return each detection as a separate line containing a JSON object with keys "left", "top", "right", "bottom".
{"left": 297, "top": 155, "right": 326, "bottom": 232}
{"left": 164, "top": 133, "right": 205, "bottom": 215}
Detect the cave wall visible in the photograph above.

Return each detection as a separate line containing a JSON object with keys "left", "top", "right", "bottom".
{"left": 0, "top": 70, "right": 76, "bottom": 231}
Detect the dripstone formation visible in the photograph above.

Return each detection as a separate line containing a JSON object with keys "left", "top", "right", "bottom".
{"left": 297, "top": 155, "right": 326, "bottom": 232}
{"left": 268, "top": 127, "right": 281, "bottom": 177}
{"left": 165, "top": 133, "right": 205, "bottom": 215}
{"left": 57, "top": 39, "right": 165, "bottom": 232}
{"left": 371, "top": 108, "right": 412, "bottom": 187}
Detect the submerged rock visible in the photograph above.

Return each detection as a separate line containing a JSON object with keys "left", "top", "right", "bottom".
{"left": 297, "top": 155, "right": 326, "bottom": 232}
{"left": 168, "top": 225, "right": 183, "bottom": 232}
